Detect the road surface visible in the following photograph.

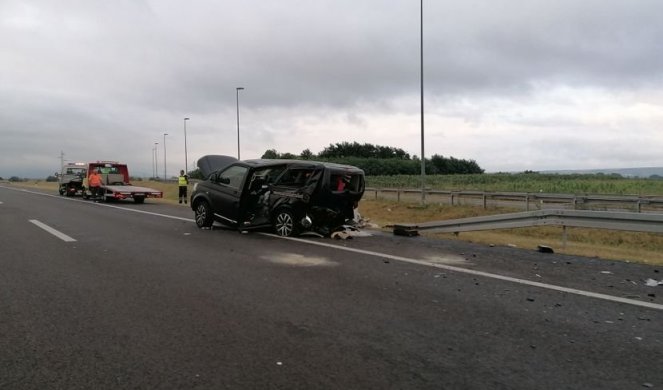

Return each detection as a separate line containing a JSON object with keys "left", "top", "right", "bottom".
{"left": 1, "top": 185, "right": 661, "bottom": 389}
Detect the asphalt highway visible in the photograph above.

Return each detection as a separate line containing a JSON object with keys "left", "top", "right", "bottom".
{"left": 1, "top": 185, "right": 662, "bottom": 389}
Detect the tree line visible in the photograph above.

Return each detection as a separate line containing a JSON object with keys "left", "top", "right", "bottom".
{"left": 260, "top": 142, "right": 484, "bottom": 176}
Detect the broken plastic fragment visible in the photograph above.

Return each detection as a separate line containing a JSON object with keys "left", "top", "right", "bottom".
{"left": 645, "top": 278, "right": 663, "bottom": 287}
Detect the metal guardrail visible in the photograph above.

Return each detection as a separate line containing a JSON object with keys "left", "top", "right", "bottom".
{"left": 366, "top": 188, "right": 663, "bottom": 213}
{"left": 393, "top": 209, "right": 663, "bottom": 237}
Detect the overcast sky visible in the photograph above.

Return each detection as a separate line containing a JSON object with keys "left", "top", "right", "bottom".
{"left": 2, "top": 0, "right": 662, "bottom": 178}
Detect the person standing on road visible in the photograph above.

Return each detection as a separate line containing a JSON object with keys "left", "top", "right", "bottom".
{"left": 178, "top": 169, "right": 189, "bottom": 204}
{"left": 88, "top": 169, "right": 103, "bottom": 201}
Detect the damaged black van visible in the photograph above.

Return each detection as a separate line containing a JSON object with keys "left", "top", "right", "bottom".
{"left": 191, "top": 155, "right": 365, "bottom": 237}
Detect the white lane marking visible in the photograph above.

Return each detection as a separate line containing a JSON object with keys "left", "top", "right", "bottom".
{"left": 270, "top": 234, "right": 663, "bottom": 311}
{"left": 91, "top": 202, "right": 194, "bottom": 222}
{"left": 5, "top": 185, "right": 662, "bottom": 311}
{"left": 29, "top": 220, "right": 77, "bottom": 242}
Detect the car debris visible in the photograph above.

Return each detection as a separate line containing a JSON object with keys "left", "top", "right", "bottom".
{"left": 191, "top": 155, "right": 365, "bottom": 237}
{"left": 537, "top": 245, "right": 554, "bottom": 253}
{"left": 645, "top": 278, "right": 663, "bottom": 287}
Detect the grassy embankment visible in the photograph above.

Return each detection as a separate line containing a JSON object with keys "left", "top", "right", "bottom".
{"left": 364, "top": 173, "right": 663, "bottom": 265}
{"left": 11, "top": 174, "right": 663, "bottom": 265}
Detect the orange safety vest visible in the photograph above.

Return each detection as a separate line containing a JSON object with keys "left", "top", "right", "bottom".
{"left": 89, "top": 173, "right": 102, "bottom": 187}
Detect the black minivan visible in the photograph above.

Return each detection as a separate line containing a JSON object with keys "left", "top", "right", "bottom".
{"left": 191, "top": 155, "right": 365, "bottom": 236}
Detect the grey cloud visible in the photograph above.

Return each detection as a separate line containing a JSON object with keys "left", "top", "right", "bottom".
{"left": 2, "top": 0, "right": 663, "bottom": 177}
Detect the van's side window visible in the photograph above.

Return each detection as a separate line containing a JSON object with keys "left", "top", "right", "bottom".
{"left": 219, "top": 166, "right": 248, "bottom": 189}
{"left": 275, "top": 168, "right": 314, "bottom": 186}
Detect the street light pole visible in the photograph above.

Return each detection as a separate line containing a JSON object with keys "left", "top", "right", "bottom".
{"left": 154, "top": 142, "right": 159, "bottom": 179}
{"left": 184, "top": 117, "right": 190, "bottom": 174}
{"left": 420, "top": 0, "right": 426, "bottom": 204}
{"left": 151, "top": 146, "right": 155, "bottom": 179}
{"left": 236, "top": 87, "right": 244, "bottom": 160}
{"left": 163, "top": 133, "right": 168, "bottom": 181}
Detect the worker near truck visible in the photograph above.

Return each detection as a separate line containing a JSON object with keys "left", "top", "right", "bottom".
{"left": 88, "top": 169, "right": 103, "bottom": 201}
{"left": 178, "top": 170, "right": 189, "bottom": 204}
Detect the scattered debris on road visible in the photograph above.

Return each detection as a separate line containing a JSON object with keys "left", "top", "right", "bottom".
{"left": 645, "top": 278, "right": 663, "bottom": 287}
{"left": 537, "top": 245, "right": 554, "bottom": 253}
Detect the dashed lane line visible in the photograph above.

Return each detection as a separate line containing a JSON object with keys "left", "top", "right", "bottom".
{"left": 29, "top": 219, "right": 77, "bottom": 242}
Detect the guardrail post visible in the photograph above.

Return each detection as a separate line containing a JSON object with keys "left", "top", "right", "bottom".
{"left": 562, "top": 225, "right": 568, "bottom": 248}
{"left": 637, "top": 199, "right": 642, "bottom": 213}
{"left": 374, "top": 189, "right": 378, "bottom": 200}
{"left": 483, "top": 193, "right": 487, "bottom": 209}
{"left": 450, "top": 192, "right": 455, "bottom": 206}
{"left": 525, "top": 194, "right": 530, "bottom": 211}
{"left": 397, "top": 190, "right": 401, "bottom": 202}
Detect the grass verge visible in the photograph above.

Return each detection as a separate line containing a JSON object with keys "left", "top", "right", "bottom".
{"left": 358, "top": 199, "right": 663, "bottom": 266}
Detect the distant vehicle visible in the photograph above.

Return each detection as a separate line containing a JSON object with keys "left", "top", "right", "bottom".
{"left": 82, "top": 161, "right": 163, "bottom": 203}
{"left": 191, "top": 155, "right": 365, "bottom": 236}
{"left": 57, "top": 162, "right": 87, "bottom": 196}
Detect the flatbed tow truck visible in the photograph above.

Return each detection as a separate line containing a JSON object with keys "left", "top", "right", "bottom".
{"left": 83, "top": 161, "right": 162, "bottom": 203}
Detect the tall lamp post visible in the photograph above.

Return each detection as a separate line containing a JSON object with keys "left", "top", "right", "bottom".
{"left": 183, "top": 117, "right": 190, "bottom": 174}
{"left": 236, "top": 87, "right": 244, "bottom": 159}
{"left": 163, "top": 133, "right": 168, "bottom": 181}
{"left": 154, "top": 142, "right": 159, "bottom": 179}
{"left": 151, "top": 145, "right": 155, "bottom": 178}
{"left": 419, "top": 0, "right": 426, "bottom": 204}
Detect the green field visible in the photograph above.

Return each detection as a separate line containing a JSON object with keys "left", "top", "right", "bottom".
{"left": 367, "top": 173, "right": 663, "bottom": 196}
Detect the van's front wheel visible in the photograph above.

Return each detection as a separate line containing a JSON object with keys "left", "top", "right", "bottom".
{"left": 194, "top": 200, "right": 214, "bottom": 228}
{"left": 273, "top": 209, "right": 298, "bottom": 237}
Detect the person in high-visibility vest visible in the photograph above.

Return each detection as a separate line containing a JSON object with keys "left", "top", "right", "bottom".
{"left": 88, "top": 169, "right": 103, "bottom": 201}
{"left": 178, "top": 170, "right": 189, "bottom": 204}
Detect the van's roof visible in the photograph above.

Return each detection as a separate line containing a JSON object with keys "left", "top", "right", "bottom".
{"left": 197, "top": 155, "right": 364, "bottom": 178}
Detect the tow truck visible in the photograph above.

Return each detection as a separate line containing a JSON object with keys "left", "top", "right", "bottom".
{"left": 83, "top": 161, "right": 163, "bottom": 203}
{"left": 57, "top": 162, "right": 87, "bottom": 196}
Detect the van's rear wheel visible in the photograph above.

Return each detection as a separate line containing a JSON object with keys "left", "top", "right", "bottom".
{"left": 273, "top": 209, "right": 298, "bottom": 237}
{"left": 195, "top": 200, "right": 214, "bottom": 228}
{"left": 134, "top": 196, "right": 145, "bottom": 204}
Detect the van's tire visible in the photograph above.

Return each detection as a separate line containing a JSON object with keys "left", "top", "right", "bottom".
{"left": 58, "top": 186, "right": 65, "bottom": 196}
{"left": 273, "top": 208, "right": 298, "bottom": 237}
{"left": 134, "top": 196, "right": 145, "bottom": 204}
{"left": 194, "top": 200, "right": 214, "bottom": 228}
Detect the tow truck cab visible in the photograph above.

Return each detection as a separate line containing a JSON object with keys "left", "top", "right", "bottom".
{"left": 57, "top": 162, "right": 87, "bottom": 196}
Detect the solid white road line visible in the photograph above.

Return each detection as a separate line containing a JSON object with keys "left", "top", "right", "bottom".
{"left": 274, "top": 235, "right": 663, "bottom": 311}
{"left": 29, "top": 219, "right": 77, "bottom": 242}
{"left": 0, "top": 186, "right": 192, "bottom": 222}
{"left": 5, "top": 185, "right": 662, "bottom": 311}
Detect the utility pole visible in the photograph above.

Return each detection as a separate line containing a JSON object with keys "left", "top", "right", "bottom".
{"left": 59, "top": 151, "right": 65, "bottom": 174}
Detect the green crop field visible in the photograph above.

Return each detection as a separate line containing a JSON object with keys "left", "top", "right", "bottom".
{"left": 367, "top": 173, "right": 663, "bottom": 196}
